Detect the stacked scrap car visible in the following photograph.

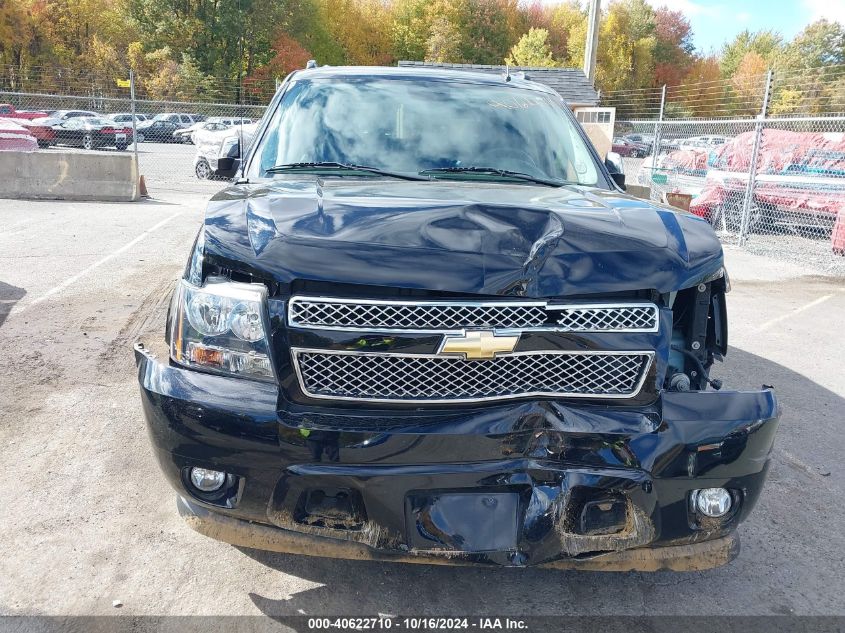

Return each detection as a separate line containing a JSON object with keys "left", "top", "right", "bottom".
{"left": 690, "top": 129, "right": 845, "bottom": 245}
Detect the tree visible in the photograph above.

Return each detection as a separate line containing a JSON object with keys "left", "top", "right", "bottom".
{"left": 391, "top": 0, "right": 432, "bottom": 61}
{"left": 263, "top": 32, "right": 313, "bottom": 77}
{"left": 652, "top": 7, "right": 694, "bottom": 87}
{"left": 732, "top": 51, "right": 768, "bottom": 112}
{"left": 778, "top": 19, "right": 845, "bottom": 70}
{"left": 776, "top": 20, "right": 845, "bottom": 114}
{"left": 549, "top": 0, "right": 585, "bottom": 61}
{"left": 455, "top": 0, "right": 518, "bottom": 65}
{"left": 678, "top": 55, "right": 725, "bottom": 118}
{"left": 426, "top": 16, "right": 462, "bottom": 62}
{"left": 590, "top": 0, "right": 655, "bottom": 93}
{"left": 505, "top": 27, "right": 557, "bottom": 67}
{"left": 720, "top": 29, "right": 782, "bottom": 77}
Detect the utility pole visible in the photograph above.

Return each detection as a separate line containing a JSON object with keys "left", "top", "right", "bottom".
{"left": 584, "top": 0, "right": 601, "bottom": 85}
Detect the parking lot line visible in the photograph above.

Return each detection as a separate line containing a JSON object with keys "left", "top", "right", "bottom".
{"left": 751, "top": 293, "right": 838, "bottom": 334}
{"left": 12, "top": 211, "right": 183, "bottom": 316}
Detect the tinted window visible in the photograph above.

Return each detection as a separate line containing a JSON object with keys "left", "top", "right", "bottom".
{"left": 253, "top": 77, "right": 601, "bottom": 186}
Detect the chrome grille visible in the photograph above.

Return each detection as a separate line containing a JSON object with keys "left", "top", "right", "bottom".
{"left": 293, "top": 349, "right": 653, "bottom": 402}
{"left": 554, "top": 305, "right": 658, "bottom": 332}
{"left": 288, "top": 297, "right": 658, "bottom": 333}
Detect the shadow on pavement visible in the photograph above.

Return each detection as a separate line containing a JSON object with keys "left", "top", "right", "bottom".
{"left": 0, "top": 281, "right": 26, "bottom": 329}
{"left": 236, "top": 345, "right": 842, "bottom": 618}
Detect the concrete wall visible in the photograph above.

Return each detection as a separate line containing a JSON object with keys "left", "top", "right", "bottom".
{"left": 0, "top": 150, "right": 139, "bottom": 202}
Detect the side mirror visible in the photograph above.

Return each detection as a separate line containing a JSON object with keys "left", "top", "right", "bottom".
{"left": 605, "top": 151, "right": 626, "bottom": 190}
{"left": 216, "top": 136, "right": 242, "bottom": 178}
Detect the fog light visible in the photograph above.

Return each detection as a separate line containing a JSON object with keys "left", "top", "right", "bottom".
{"left": 694, "top": 488, "right": 732, "bottom": 517}
{"left": 189, "top": 467, "right": 226, "bottom": 492}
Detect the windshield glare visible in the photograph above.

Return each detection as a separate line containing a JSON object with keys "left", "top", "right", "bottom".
{"left": 252, "top": 77, "right": 601, "bottom": 186}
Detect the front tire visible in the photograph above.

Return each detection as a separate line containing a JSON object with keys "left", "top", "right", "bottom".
{"left": 195, "top": 159, "right": 212, "bottom": 180}
{"left": 82, "top": 134, "right": 93, "bottom": 150}
{"left": 712, "top": 198, "right": 765, "bottom": 233}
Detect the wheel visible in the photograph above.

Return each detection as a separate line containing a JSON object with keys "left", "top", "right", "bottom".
{"left": 712, "top": 198, "right": 765, "bottom": 233}
{"left": 137, "top": 133, "right": 145, "bottom": 143}
{"left": 116, "top": 143, "right": 127, "bottom": 151}
{"left": 37, "top": 140, "right": 50, "bottom": 149}
{"left": 82, "top": 133, "right": 93, "bottom": 150}
{"left": 195, "top": 159, "right": 212, "bottom": 180}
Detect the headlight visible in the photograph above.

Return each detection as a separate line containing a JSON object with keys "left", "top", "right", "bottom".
{"left": 169, "top": 278, "right": 275, "bottom": 381}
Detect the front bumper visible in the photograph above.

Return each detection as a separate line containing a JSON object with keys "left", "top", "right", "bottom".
{"left": 136, "top": 342, "right": 780, "bottom": 570}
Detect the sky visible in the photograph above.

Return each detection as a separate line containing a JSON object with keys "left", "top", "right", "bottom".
{"left": 643, "top": 0, "right": 845, "bottom": 52}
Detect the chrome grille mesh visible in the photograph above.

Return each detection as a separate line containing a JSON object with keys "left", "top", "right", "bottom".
{"left": 294, "top": 350, "right": 652, "bottom": 402}
{"left": 289, "top": 297, "right": 658, "bottom": 332}
{"left": 290, "top": 299, "right": 546, "bottom": 330}
{"left": 555, "top": 305, "right": 658, "bottom": 332}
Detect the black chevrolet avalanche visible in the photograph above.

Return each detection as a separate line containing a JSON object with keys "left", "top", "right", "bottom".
{"left": 135, "top": 66, "right": 780, "bottom": 571}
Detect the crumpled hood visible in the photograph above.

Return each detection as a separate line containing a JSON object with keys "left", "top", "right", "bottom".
{"left": 201, "top": 178, "right": 723, "bottom": 296}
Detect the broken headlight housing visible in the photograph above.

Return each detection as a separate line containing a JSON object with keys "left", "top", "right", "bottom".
{"left": 168, "top": 278, "right": 275, "bottom": 382}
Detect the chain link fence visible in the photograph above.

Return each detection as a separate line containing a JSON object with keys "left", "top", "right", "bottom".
{"left": 605, "top": 68, "right": 845, "bottom": 275}
{"left": 0, "top": 67, "right": 272, "bottom": 194}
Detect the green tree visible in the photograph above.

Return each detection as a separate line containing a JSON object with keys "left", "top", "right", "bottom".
{"left": 548, "top": 0, "right": 585, "bottom": 61}
{"left": 505, "top": 27, "right": 557, "bottom": 67}
{"left": 426, "top": 15, "right": 462, "bottom": 62}
{"left": 720, "top": 29, "right": 782, "bottom": 78}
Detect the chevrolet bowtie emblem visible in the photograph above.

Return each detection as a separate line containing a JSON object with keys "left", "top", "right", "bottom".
{"left": 439, "top": 330, "right": 520, "bottom": 360}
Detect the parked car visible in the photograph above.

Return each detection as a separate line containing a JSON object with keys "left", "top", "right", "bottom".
{"left": 9, "top": 117, "right": 57, "bottom": 148}
{"left": 51, "top": 116, "right": 133, "bottom": 150}
{"left": 193, "top": 123, "right": 257, "bottom": 179}
{"left": 135, "top": 66, "right": 781, "bottom": 572}
{"left": 0, "top": 118, "right": 38, "bottom": 151}
{"left": 150, "top": 112, "right": 196, "bottom": 127}
{"left": 678, "top": 135, "right": 730, "bottom": 149}
{"left": 690, "top": 129, "right": 845, "bottom": 241}
{"left": 109, "top": 112, "right": 150, "bottom": 124}
{"left": 44, "top": 109, "right": 100, "bottom": 122}
{"left": 0, "top": 104, "right": 49, "bottom": 120}
{"left": 611, "top": 137, "right": 647, "bottom": 158}
{"left": 623, "top": 133, "right": 654, "bottom": 153}
{"left": 175, "top": 117, "right": 254, "bottom": 144}
{"left": 136, "top": 119, "right": 181, "bottom": 142}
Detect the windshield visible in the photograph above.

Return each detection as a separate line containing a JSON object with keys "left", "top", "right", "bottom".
{"left": 250, "top": 76, "right": 602, "bottom": 186}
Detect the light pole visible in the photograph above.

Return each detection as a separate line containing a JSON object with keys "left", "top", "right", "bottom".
{"left": 584, "top": 0, "right": 601, "bottom": 85}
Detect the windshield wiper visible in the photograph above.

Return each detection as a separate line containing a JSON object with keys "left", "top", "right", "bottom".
{"left": 266, "top": 162, "right": 427, "bottom": 181}
{"left": 419, "top": 166, "right": 568, "bottom": 187}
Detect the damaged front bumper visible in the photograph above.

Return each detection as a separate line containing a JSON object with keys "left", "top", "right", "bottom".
{"left": 136, "top": 342, "right": 780, "bottom": 571}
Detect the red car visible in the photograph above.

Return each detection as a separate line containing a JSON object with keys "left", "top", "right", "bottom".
{"left": 10, "top": 117, "right": 56, "bottom": 148}
{"left": 0, "top": 104, "right": 48, "bottom": 120}
{"left": 612, "top": 137, "right": 647, "bottom": 158}
{"left": 0, "top": 118, "right": 38, "bottom": 151}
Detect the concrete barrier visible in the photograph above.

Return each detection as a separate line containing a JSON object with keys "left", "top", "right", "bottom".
{"left": 0, "top": 150, "right": 139, "bottom": 202}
